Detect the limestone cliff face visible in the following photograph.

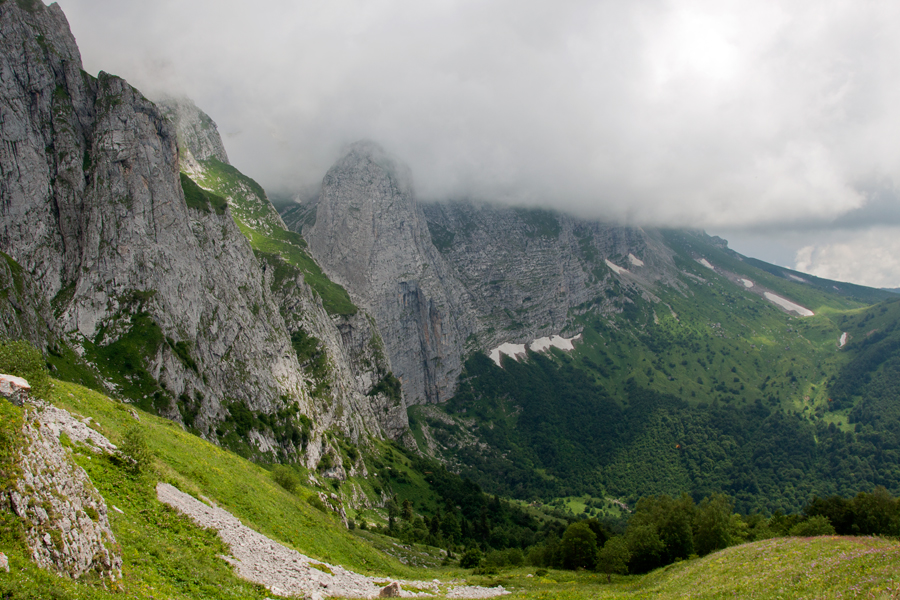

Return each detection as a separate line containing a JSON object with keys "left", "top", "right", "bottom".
{"left": 157, "top": 96, "right": 229, "bottom": 175}
{"left": 298, "top": 144, "right": 681, "bottom": 408}
{"left": 160, "top": 101, "right": 410, "bottom": 446}
{"left": 0, "top": 1, "right": 316, "bottom": 455}
{"left": 421, "top": 201, "right": 679, "bottom": 350}
{"left": 305, "top": 142, "right": 475, "bottom": 405}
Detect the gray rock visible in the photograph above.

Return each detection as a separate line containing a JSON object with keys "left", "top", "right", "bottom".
{"left": 0, "top": 1, "right": 319, "bottom": 457}
{"left": 1, "top": 402, "right": 122, "bottom": 580}
{"left": 378, "top": 581, "right": 402, "bottom": 597}
{"left": 0, "top": 374, "right": 30, "bottom": 406}
{"left": 305, "top": 142, "right": 475, "bottom": 406}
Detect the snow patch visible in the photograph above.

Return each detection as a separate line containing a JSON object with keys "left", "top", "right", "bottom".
{"left": 529, "top": 334, "right": 582, "bottom": 354}
{"left": 764, "top": 292, "right": 814, "bottom": 317}
{"left": 489, "top": 343, "right": 527, "bottom": 367}
{"left": 839, "top": 332, "right": 849, "bottom": 348}
{"left": 605, "top": 259, "right": 627, "bottom": 274}
{"left": 787, "top": 273, "right": 807, "bottom": 283}
{"left": 741, "top": 279, "right": 754, "bottom": 288}
{"left": 697, "top": 258, "right": 714, "bottom": 269}
{"left": 628, "top": 254, "right": 644, "bottom": 267}
{"left": 489, "top": 334, "right": 582, "bottom": 367}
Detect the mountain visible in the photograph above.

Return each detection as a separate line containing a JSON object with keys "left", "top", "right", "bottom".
{"left": 4, "top": 0, "right": 900, "bottom": 519}
{"left": 283, "top": 143, "right": 900, "bottom": 513}
{"left": 3, "top": 1, "right": 900, "bottom": 595}
{"left": 0, "top": 0, "right": 403, "bottom": 474}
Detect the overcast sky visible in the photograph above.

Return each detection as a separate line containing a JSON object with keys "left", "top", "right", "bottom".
{"left": 57, "top": 0, "right": 900, "bottom": 288}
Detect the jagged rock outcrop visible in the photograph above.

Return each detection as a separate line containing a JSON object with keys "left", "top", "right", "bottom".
{"left": 0, "top": 1, "right": 316, "bottom": 455}
{"left": 269, "top": 260, "right": 408, "bottom": 441}
{"left": 305, "top": 142, "right": 476, "bottom": 405}
{"left": 0, "top": 252, "right": 59, "bottom": 352}
{"left": 157, "top": 95, "right": 229, "bottom": 173}
{"left": 0, "top": 389, "right": 121, "bottom": 580}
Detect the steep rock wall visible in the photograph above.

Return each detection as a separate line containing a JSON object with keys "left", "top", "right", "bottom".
{"left": 305, "top": 142, "right": 475, "bottom": 405}
{"left": 159, "top": 100, "right": 411, "bottom": 445}
{"left": 0, "top": 1, "right": 315, "bottom": 456}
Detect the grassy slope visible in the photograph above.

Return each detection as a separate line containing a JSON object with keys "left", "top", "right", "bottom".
{"left": 485, "top": 536, "right": 900, "bottom": 599}
{"left": 0, "top": 379, "right": 430, "bottom": 600}
{"left": 3, "top": 382, "right": 898, "bottom": 598}
{"left": 189, "top": 158, "right": 356, "bottom": 316}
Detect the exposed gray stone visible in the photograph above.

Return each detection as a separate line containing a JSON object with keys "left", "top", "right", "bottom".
{"left": 305, "top": 142, "right": 476, "bottom": 406}
{"left": 0, "top": 374, "right": 30, "bottom": 406}
{"left": 0, "top": 0, "right": 321, "bottom": 458}
{"left": 1, "top": 400, "right": 122, "bottom": 580}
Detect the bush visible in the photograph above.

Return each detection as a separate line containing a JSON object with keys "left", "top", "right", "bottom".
{"left": 307, "top": 494, "right": 327, "bottom": 513}
{"left": 117, "top": 426, "right": 153, "bottom": 475}
{"left": 272, "top": 465, "right": 300, "bottom": 493}
{"left": 789, "top": 515, "right": 836, "bottom": 537}
{"left": 460, "top": 547, "right": 483, "bottom": 569}
{"left": 0, "top": 339, "right": 50, "bottom": 399}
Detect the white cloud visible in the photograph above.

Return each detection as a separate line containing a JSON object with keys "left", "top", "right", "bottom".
{"left": 56, "top": 0, "right": 900, "bottom": 236}
{"left": 794, "top": 228, "right": 900, "bottom": 289}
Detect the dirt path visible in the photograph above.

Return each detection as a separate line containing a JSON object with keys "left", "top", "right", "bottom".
{"left": 156, "top": 483, "right": 508, "bottom": 599}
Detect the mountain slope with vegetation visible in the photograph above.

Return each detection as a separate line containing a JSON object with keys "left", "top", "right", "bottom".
{"left": 2, "top": 361, "right": 899, "bottom": 599}
{"left": 410, "top": 230, "right": 900, "bottom": 513}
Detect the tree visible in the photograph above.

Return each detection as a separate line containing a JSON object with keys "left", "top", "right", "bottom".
{"left": 629, "top": 494, "right": 695, "bottom": 565}
{"left": 624, "top": 524, "right": 664, "bottom": 574}
{"left": 441, "top": 511, "right": 461, "bottom": 543}
{"left": 789, "top": 515, "right": 836, "bottom": 537}
{"left": 694, "top": 493, "right": 736, "bottom": 556}
{"left": 852, "top": 487, "right": 900, "bottom": 536}
{"left": 560, "top": 521, "right": 598, "bottom": 570}
{"left": 596, "top": 536, "right": 630, "bottom": 583}
{"left": 401, "top": 499, "right": 414, "bottom": 521}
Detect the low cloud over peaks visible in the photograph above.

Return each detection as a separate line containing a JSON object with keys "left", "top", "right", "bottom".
{"left": 59, "top": 0, "right": 900, "bottom": 236}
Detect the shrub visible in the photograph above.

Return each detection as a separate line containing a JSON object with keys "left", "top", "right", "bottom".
{"left": 272, "top": 465, "right": 300, "bottom": 494}
{"left": 307, "top": 494, "right": 327, "bottom": 513}
{"left": 789, "top": 515, "right": 836, "bottom": 537}
{"left": 117, "top": 426, "right": 153, "bottom": 475}
{"left": 0, "top": 339, "right": 50, "bottom": 400}
{"left": 460, "top": 547, "right": 483, "bottom": 569}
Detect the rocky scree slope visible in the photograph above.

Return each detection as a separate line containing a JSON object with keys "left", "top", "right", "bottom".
{"left": 0, "top": 379, "right": 121, "bottom": 581}
{"left": 0, "top": 0, "right": 389, "bottom": 467}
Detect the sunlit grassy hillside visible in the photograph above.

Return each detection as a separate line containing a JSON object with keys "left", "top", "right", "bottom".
{"left": 0, "top": 379, "right": 420, "bottom": 600}
{"left": 3, "top": 380, "right": 899, "bottom": 599}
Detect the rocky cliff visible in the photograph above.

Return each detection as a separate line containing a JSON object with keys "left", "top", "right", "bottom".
{"left": 0, "top": 0, "right": 353, "bottom": 464}
{"left": 158, "top": 101, "right": 412, "bottom": 446}
{"left": 304, "top": 142, "right": 476, "bottom": 405}
{"left": 421, "top": 201, "right": 681, "bottom": 349}
{"left": 295, "top": 143, "right": 683, "bottom": 408}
